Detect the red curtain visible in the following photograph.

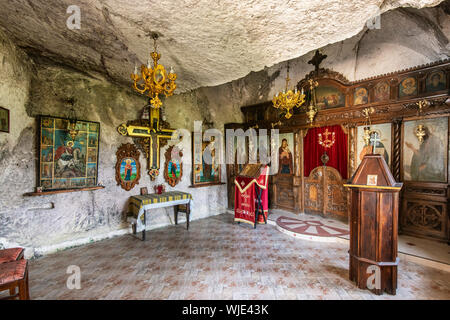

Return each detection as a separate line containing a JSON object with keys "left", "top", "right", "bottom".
{"left": 304, "top": 125, "right": 348, "bottom": 179}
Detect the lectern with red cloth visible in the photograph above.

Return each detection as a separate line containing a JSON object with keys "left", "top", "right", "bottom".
{"left": 234, "top": 164, "right": 269, "bottom": 228}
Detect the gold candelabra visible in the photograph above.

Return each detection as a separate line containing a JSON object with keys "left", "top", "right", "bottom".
{"left": 131, "top": 33, "right": 177, "bottom": 109}
{"left": 272, "top": 63, "right": 306, "bottom": 119}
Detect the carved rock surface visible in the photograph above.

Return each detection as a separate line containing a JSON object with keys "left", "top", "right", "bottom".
{"left": 0, "top": 0, "right": 444, "bottom": 92}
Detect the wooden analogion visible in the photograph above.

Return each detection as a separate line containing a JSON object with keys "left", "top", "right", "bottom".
{"left": 344, "top": 153, "right": 403, "bottom": 295}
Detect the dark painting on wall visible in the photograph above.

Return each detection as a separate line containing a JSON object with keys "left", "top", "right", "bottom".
{"left": 356, "top": 123, "right": 392, "bottom": 167}
{"left": 403, "top": 117, "right": 448, "bottom": 182}
{"left": 192, "top": 134, "right": 221, "bottom": 186}
{"left": 354, "top": 87, "right": 369, "bottom": 105}
{"left": 0, "top": 107, "right": 9, "bottom": 133}
{"left": 426, "top": 71, "right": 446, "bottom": 92}
{"left": 374, "top": 81, "right": 390, "bottom": 102}
{"left": 278, "top": 133, "right": 294, "bottom": 174}
{"left": 39, "top": 115, "right": 100, "bottom": 190}
{"left": 315, "top": 85, "right": 345, "bottom": 109}
{"left": 399, "top": 77, "right": 417, "bottom": 98}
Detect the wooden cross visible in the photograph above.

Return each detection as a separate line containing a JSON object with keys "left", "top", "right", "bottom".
{"left": 118, "top": 107, "right": 174, "bottom": 180}
{"left": 370, "top": 132, "right": 381, "bottom": 154}
{"left": 308, "top": 50, "right": 327, "bottom": 74}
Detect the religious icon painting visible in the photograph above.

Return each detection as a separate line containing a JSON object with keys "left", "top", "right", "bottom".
{"left": 87, "top": 163, "right": 97, "bottom": 177}
{"left": 38, "top": 116, "right": 100, "bottom": 191}
{"left": 278, "top": 133, "right": 294, "bottom": 175}
{"left": 399, "top": 77, "right": 417, "bottom": 98}
{"left": 115, "top": 143, "right": 141, "bottom": 191}
{"left": 403, "top": 117, "right": 448, "bottom": 182}
{"left": 356, "top": 123, "right": 392, "bottom": 168}
{"left": 366, "top": 174, "right": 378, "bottom": 186}
{"left": 315, "top": 85, "right": 345, "bottom": 109}
{"left": 353, "top": 87, "right": 369, "bottom": 105}
{"left": 41, "top": 146, "right": 53, "bottom": 163}
{"left": 426, "top": 71, "right": 446, "bottom": 92}
{"left": 374, "top": 81, "right": 390, "bottom": 102}
{"left": 165, "top": 145, "right": 183, "bottom": 187}
{"left": 87, "top": 148, "right": 97, "bottom": 163}
{"left": 192, "top": 134, "right": 221, "bottom": 187}
{"left": 140, "top": 187, "right": 148, "bottom": 195}
{"left": 0, "top": 107, "right": 10, "bottom": 133}
{"left": 234, "top": 136, "right": 248, "bottom": 175}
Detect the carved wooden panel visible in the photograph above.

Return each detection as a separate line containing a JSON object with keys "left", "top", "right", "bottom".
{"left": 304, "top": 166, "right": 347, "bottom": 219}
{"left": 400, "top": 182, "right": 448, "bottom": 241}
{"left": 274, "top": 175, "right": 295, "bottom": 211}
{"left": 305, "top": 168, "right": 323, "bottom": 213}
{"left": 326, "top": 170, "right": 348, "bottom": 216}
{"left": 347, "top": 124, "right": 357, "bottom": 178}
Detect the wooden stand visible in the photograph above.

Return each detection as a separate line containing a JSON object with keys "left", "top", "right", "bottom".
{"left": 344, "top": 153, "right": 402, "bottom": 295}
{"left": 24, "top": 186, "right": 105, "bottom": 197}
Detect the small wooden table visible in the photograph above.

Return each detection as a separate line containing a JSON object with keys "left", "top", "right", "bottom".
{"left": 129, "top": 191, "right": 193, "bottom": 241}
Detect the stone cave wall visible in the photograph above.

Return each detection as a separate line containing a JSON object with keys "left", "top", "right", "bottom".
{"left": 0, "top": 5, "right": 449, "bottom": 257}
{"left": 0, "top": 32, "right": 232, "bottom": 258}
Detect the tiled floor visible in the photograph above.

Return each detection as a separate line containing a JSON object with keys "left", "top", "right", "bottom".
{"left": 268, "top": 209, "right": 450, "bottom": 265}
{"left": 7, "top": 214, "right": 449, "bottom": 300}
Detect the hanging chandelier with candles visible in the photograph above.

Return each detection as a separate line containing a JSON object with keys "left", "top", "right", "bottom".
{"left": 131, "top": 33, "right": 177, "bottom": 109}
{"left": 272, "top": 63, "right": 306, "bottom": 119}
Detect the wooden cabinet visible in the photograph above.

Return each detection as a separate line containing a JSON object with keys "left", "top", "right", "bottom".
{"left": 400, "top": 182, "right": 449, "bottom": 242}
{"left": 344, "top": 154, "right": 403, "bottom": 295}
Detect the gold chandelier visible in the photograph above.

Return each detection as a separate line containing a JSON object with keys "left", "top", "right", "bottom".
{"left": 131, "top": 33, "right": 177, "bottom": 109}
{"left": 272, "top": 63, "right": 306, "bottom": 119}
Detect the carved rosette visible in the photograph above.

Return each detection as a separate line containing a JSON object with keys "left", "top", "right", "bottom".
{"left": 405, "top": 203, "right": 443, "bottom": 231}
{"left": 115, "top": 143, "right": 141, "bottom": 191}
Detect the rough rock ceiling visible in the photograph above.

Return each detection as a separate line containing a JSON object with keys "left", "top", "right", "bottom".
{"left": 0, "top": 0, "right": 445, "bottom": 92}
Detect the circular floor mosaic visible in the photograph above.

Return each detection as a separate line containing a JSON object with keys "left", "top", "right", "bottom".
{"left": 276, "top": 216, "right": 349, "bottom": 242}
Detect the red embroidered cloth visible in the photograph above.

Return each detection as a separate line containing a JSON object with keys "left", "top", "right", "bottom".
{"left": 234, "top": 166, "right": 269, "bottom": 226}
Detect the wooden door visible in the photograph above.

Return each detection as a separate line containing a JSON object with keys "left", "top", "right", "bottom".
{"left": 304, "top": 166, "right": 348, "bottom": 220}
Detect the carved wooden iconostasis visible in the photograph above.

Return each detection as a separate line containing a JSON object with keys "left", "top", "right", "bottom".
{"left": 225, "top": 58, "right": 450, "bottom": 243}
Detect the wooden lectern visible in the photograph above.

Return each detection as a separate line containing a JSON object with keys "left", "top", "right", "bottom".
{"left": 344, "top": 153, "right": 402, "bottom": 295}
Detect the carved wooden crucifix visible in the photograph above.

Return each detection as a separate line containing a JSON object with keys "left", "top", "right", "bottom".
{"left": 118, "top": 107, "right": 174, "bottom": 180}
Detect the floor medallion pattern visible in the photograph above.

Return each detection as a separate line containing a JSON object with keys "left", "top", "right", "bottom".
{"left": 276, "top": 216, "right": 349, "bottom": 242}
